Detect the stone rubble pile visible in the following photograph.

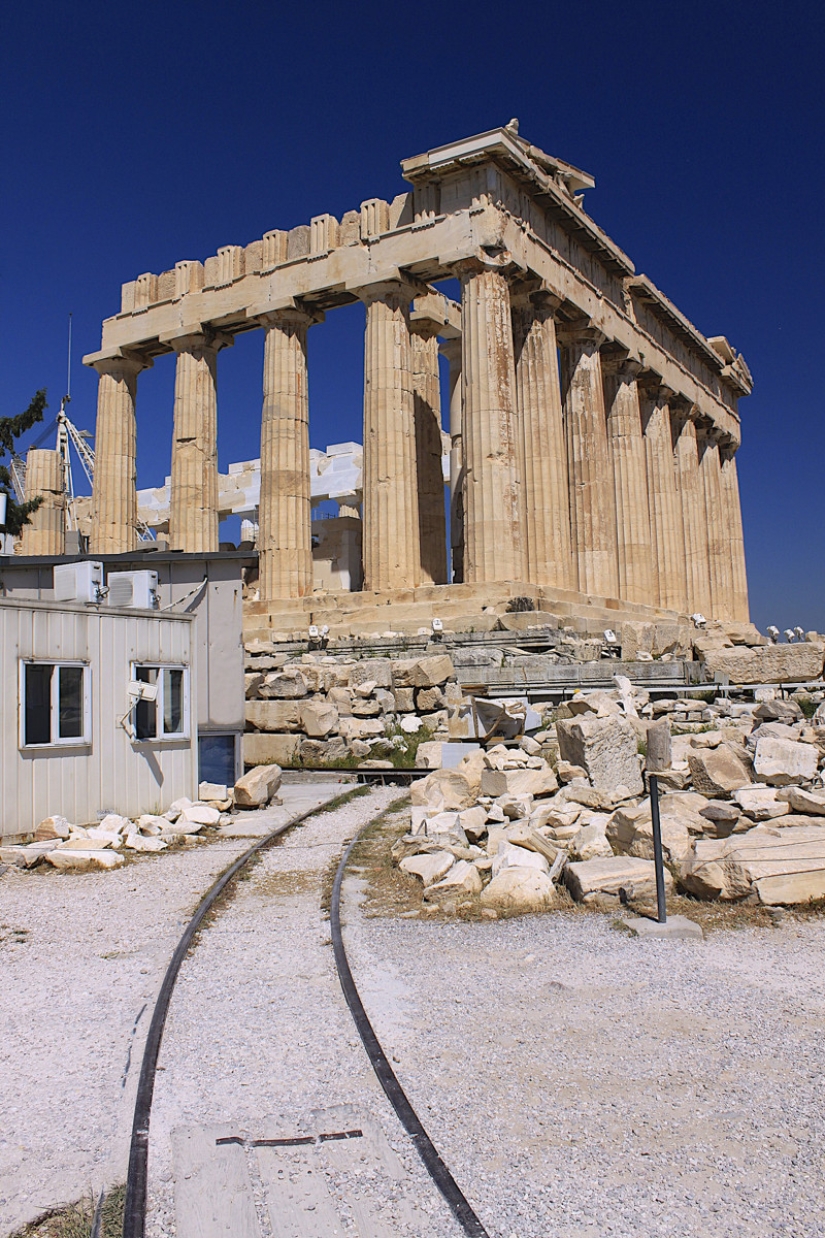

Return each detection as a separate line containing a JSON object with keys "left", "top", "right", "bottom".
{"left": 0, "top": 773, "right": 282, "bottom": 873}
{"left": 393, "top": 678, "right": 825, "bottom": 914}
{"left": 243, "top": 623, "right": 825, "bottom": 771}
{"left": 243, "top": 648, "right": 460, "bottom": 767}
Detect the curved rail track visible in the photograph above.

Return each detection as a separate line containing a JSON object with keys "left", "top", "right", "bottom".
{"left": 122, "top": 788, "right": 490, "bottom": 1238}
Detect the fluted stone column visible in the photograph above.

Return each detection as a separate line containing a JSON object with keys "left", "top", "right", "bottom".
{"left": 168, "top": 330, "right": 231, "bottom": 554}
{"left": 440, "top": 338, "right": 464, "bottom": 582}
{"left": 456, "top": 257, "right": 526, "bottom": 583}
{"left": 258, "top": 307, "right": 320, "bottom": 601}
{"left": 359, "top": 281, "right": 420, "bottom": 592}
{"left": 90, "top": 353, "right": 150, "bottom": 554}
{"left": 641, "top": 382, "right": 687, "bottom": 612}
{"left": 699, "top": 428, "right": 732, "bottom": 621}
{"left": 558, "top": 326, "right": 617, "bottom": 597}
{"left": 513, "top": 292, "right": 572, "bottom": 589}
{"left": 721, "top": 444, "right": 749, "bottom": 621}
{"left": 19, "top": 449, "right": 64, "bottom": 555}
{"left": 602, "top": 357, "right": 653, "bottom": 605}
{"left": 673, "top": 410, "right": 712, "bottom": 618}
{"left": 410, "top": 322, "right": 447, "bottom": 585}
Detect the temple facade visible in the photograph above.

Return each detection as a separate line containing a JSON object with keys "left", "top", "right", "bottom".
{"left": 82, "top": 124, "right": 752, "bottom": 623}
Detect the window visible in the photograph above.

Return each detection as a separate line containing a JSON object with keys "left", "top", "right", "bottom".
{"left": 21, "top": 662, "right": 90, "bottom": 747}
{"left": 132, "top": 665, "right": 189, "bottom": 741}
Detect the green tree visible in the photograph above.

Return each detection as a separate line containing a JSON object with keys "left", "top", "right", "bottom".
{"left": 0, "top": 390, "right": 48, "bottom": 536}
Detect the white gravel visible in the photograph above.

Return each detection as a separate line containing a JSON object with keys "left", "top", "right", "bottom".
{"left": 347, "top": 908, "right": 825, "bottom": 1238}
{"left": 3, "top": 784, "right": 825, "bottom": 1238}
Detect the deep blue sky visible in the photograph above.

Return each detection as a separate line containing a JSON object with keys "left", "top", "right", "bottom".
{"left": 2, "top": 1, "right": 823, "bottom": 632}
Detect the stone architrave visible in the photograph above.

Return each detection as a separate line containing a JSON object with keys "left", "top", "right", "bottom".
{"left": 720, "top": 443, "right": 749, "bottom": 622}
{"left": 440, "top": 337, "right": 464, "bottom": 582}
{"left": 512, "top": 291, "right": 572, "bottom": 589}
{"left": 602, "top": 356, "right": 653, "bottom": 604}
{"left": 410, "top": 321, "right": 447, "bottom": 584}
{"left": 359, "top": 281, "right": 421, "bottom": 592}
{"left": 19, "top": 449, "right": 64, "bottom": 555}
{"left": 673, "top": 408, "right": 712, "bottom": 617}
{"left": 699, "top": 427, "right": 732, "bottom": 621}
{"left": 168, "top": 330, "right": 232, "bottom": 554}
{"left": 558, "top": 325, "right": 618, "bottom": 598}
{"left": 455, "top": 256, "right": 527, "bottom": 584}
{"left": 258, "top": 305, "right": 321, "bottom": 601}
{"left": 90, "top": 352, "right": 150, "bottom": 554}
{"left": 640, "top": 381, "right": 687, "bottom": 612}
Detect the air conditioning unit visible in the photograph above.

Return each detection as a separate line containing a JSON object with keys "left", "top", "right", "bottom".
{"left": 107, "top": 570, "right": 160, "bottom": 610}
{"left": 54, "top": 560, "right": 105, "bottom": 604}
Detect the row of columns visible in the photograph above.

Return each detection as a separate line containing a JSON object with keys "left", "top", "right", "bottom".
{"left": 89, "top": 262, "right": 748, "bottom": 622}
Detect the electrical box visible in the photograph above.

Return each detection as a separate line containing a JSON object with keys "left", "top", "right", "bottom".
{"left": 54, "top": 560, "right": 105, "bottom": 604}
{"left": 107, "top": 570, "right": 160, "bottom": 610}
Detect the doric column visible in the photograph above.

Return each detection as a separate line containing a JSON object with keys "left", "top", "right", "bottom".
{"left": 512, "top": 291, "right": 572, "bottom": 589}
{"left": 698, "top": 428, "right": 732, "bottom": 621}
{"left": 439, "top": 338, "right": 464, "bottom": 583}
{"left": 673, "top": 408, "right": 712, "bottom": 618}
{"left": 456, "top": 256, "right": 526, "bottom": 583}
{"left": 167, "top": 330, "right": 231, "bottom": 554}
{"left": 359, "top": 281, "right": 420, "bottom": 592}
{"left": 258, "top": 306, "right": 321, "bottom": 601}
{"left": 601, "top": 356, "right": 653, "bottom": 605}
{"left": 90, "top": 352, "right": 150, "bottom": 554}
{"left": 640, "top": 380, "right": 686, "bottom": 612}
{"left": 410, "top": 320, "right": 447, "bottom": 585}
{"left": 720, "top": 443, "right": 749, "bottom": 621}
{"left": 558, "top": 324, "right": 617, "bottom": 597}
{"left": 19, "top": 449, "right": 64, "bottom": 555}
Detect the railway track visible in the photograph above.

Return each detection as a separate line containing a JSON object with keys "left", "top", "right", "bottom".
{"left": 121, "top": 787, "right": 490, "bottom": 1238}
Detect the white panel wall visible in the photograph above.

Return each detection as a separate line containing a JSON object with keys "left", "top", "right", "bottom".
{"left": 0, "top": 599, "right": 197, "bottom": 841}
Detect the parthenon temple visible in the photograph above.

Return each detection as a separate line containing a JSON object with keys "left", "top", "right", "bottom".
{"left": 81, "top": 123, "right": 752, "bottom": 628}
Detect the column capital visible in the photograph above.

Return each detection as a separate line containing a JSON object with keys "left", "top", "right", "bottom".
{"left": 510, "top": 280, "right": 563, "bottom": 318}
{"left": 410, "top": 290, "right": 461, "bottom": 339}
{"left": 352, "top": 276, "right": 423, "bottom": 309}
{"left": 637, "top": 370, "right": 676, "bottom": 404}
{"left": 452, "top": 249, "right": 524, "bottom": 282}
{"left": 85, "top": 348, "right": 153, "bottom": 378}
{"left": 438, "top": 337, "right": 462, "bottom": 365}
{"left": 163, "top": 327, "right": 234, "bottom": 355}
{"left": 600, "top": 347, "right": 643, "bottom": 380}
{"left": 248, "top": 298, "right": 324, "bottom": 329}
{"left": 555, "top": 319, "right": 606, "bottom": 350}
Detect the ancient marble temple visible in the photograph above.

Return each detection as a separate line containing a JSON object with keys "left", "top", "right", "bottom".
{"left": 83, "top": 123, "right": 752, "bottom": 622}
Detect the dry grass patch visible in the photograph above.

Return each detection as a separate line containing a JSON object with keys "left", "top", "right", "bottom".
{"left": 12, "top": 1184, "right": 125, "bottom": 1238}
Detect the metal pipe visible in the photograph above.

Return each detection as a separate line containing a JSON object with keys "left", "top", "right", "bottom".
{"left": 649, "top": 773, "right": 667, "bottom": 923}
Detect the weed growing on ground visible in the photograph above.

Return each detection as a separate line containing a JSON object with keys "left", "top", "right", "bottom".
{"left": 11, "top": 1184, "right": 125, "bottom": 1238}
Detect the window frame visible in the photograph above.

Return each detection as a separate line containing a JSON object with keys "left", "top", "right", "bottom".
{"left": 130, "top": 662, "right": 190, "bottom": 743}
{"left": 19, "top": 659, "right": 92, "bottom": 749}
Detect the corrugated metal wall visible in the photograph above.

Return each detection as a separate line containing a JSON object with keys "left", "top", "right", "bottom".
{"left": 1, "top": 599, "right": 197, "bottom": 840}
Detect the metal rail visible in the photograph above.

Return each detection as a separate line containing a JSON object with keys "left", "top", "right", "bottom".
{"left": 122, "top": 787, "right": 492, "bottom": 1238}
{"left": 122, "top": 801, "right": 329, "bottom": 1238}
{"left": 330, "top": 824, "right": 491, "bottom": 1238}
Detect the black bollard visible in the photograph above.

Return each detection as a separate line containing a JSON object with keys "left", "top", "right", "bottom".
{"left": 648, "top": 773, "right": 667, "bottom": 924}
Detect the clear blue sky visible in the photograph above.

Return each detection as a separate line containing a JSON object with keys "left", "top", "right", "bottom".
{"left": 2, "top": 0, "right": 823, "bottom": 632}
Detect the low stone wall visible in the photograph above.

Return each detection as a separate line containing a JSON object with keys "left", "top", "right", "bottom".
{"left": 243, "top": 648, "right": 475, "bottom": 768}
{"left": 243, "top": 623, "right": 825, "bottom": 769}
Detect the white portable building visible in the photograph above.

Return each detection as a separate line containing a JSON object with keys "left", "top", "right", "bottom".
{"left": 0, "top": 596, "right": 197, "bottom": 842}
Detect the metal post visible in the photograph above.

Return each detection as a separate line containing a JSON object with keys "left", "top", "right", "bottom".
{"left": 648, "top": 773, "right": 667, "bottom": 924}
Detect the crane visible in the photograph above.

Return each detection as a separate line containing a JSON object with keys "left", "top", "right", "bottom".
{"left": 12, "top": 316, "right": 154, "bottom": 542}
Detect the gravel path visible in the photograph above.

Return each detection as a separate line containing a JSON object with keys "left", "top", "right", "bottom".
{"left": 0, "top": 779, "right": 352, "bottom": 1237}
{"left": 4, "top": 784, "right": 825, "bottom": 1238}
{"left": 144, "top": 786, "right": 464, "bottom": 1238}
{"left": 346, "top": 909, "right": 825, "bottom": 1238}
